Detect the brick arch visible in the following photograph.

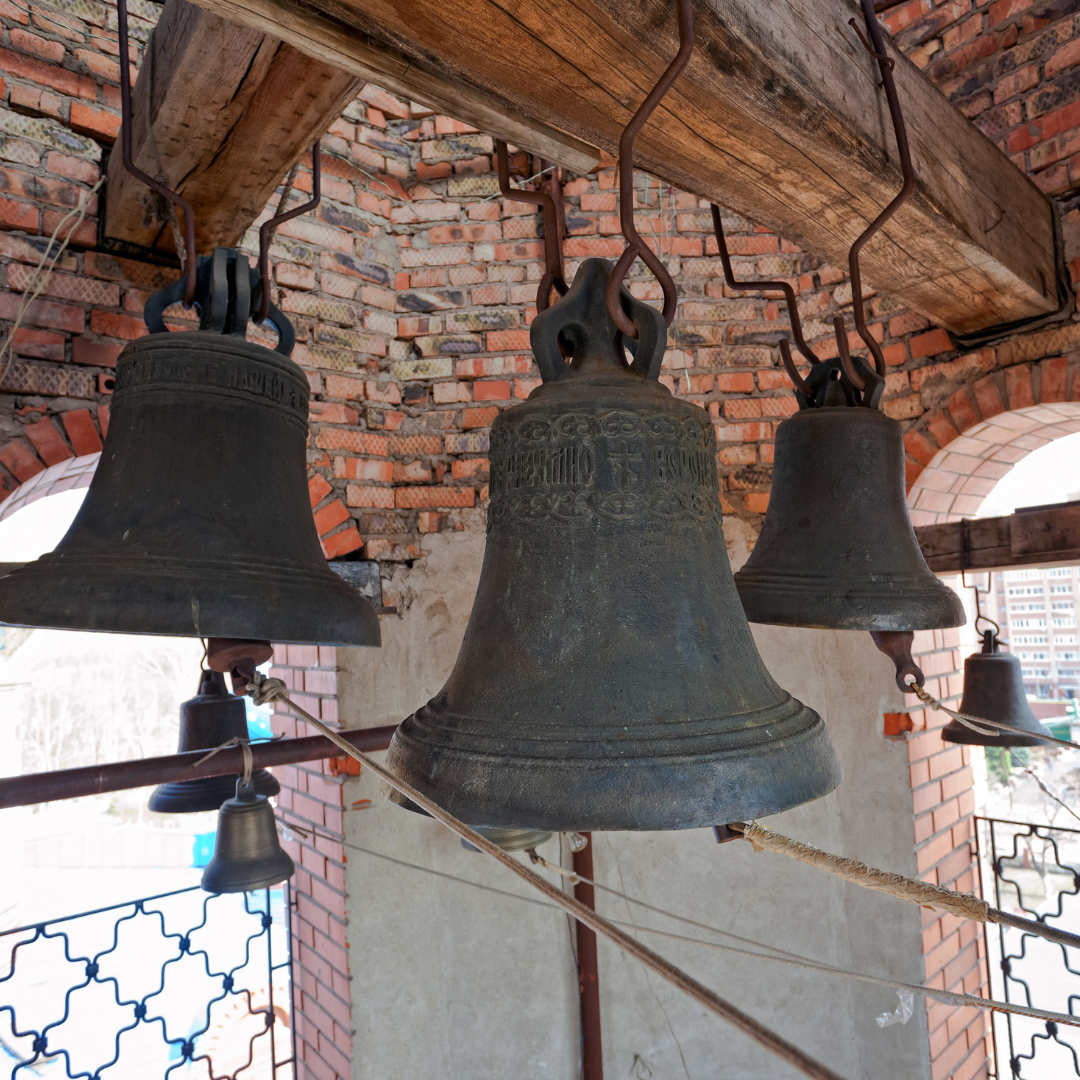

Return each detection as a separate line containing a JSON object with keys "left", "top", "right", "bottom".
{"left": 902, "top": 355, "right": 1080, "bottom": 525}
{"left": 0, "top": 423, "right": 361, "bottom": 558}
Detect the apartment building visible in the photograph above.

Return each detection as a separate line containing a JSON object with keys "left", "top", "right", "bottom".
{"left": 991, "top": 567, "right": 1080, "bottom": 700}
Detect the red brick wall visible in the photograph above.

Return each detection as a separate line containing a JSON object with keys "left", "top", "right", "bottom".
{"left": 1, "top": 4, "right": 1078, "bottom": 1078}
{"left": 268, "top": 643, "right": 354, "bottom": 1080}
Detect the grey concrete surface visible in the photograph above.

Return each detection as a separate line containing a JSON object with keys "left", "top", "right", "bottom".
{"left": 339, "top": 520, "right": 932, "bottom": 1080}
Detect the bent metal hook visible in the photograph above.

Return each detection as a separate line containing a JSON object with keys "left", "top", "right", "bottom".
{"left": 257, "top": 144, "right": 322, "bottom": 325}
{"left": 495, "top": 141, "right": 567, "bottom": 314}
{"left": 606, "top": 0, "right": 694, "bottom": 339}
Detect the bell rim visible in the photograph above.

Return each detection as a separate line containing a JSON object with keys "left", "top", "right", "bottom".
{"left": 941, "top": 719, "right": 1054, "bottom": 747}
{"left": 0, "top": 558, "right": 381, "bottom": 646}
{"left": 200, "top": 852, "right": 295, "bottom": 893}
{"left": 733, "top": 573, "right": 966, "bottom": 631}
{"left": 148, "top": 770, "right": 280, "bottom": 814}
{"left": 383, "top": 701, "right": 841, "bottom": 832}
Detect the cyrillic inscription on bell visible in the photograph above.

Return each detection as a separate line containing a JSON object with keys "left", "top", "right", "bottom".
{"left": 384, "top": 259, "right": 841, "bottom": 833}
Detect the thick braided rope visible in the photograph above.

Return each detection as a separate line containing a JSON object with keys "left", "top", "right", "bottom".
{"left": 248, "top": 675, "right": 845, "bottom": 1080}
{"left": 738, "top": 822, "right": 991, "bottom": 922}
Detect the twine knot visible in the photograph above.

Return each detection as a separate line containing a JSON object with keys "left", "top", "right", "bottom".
{"left": 248, "top": 672, "right": 288, "bottom": 707}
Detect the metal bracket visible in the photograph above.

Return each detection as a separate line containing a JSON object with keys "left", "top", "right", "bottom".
{"left": 143, "top": 247, "right": 295, "bottom": 356}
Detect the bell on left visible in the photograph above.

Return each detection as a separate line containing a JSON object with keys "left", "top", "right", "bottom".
{"left": 0, "top": 246, "right": 380, "bottom": 650}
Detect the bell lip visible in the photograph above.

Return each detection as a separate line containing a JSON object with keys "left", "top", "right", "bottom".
{"left": 148, "top": 770, "right": 280, "bottom": 814}
{"left": 941, "top": 719, "right": 1054, "bottom": 747}
{"left": 200, "top": 852, "right": 295, "bottom": 893}
{"left": 0, "top": 557, "right": 382, "bottom": 647}
{"left": 733, "top": 573, "right": 966, "bottom": 631}
{"left": 382, "top": 700, "right": 842, "bottom": 832}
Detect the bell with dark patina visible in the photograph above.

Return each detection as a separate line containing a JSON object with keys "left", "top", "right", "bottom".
{"left": 383, "top": 259, "right": 841, "bottom": 833}
{"left": 201, "top": 776, "right": 295, "bottom": 894}
{"left": 149, "top": 669, "right": 279, "bottom": 814}
{"left": 734, "top": 369, "right": 964, "bottom": 632}
{"left": 0, "top": 248, "right": 380, "bottom": 648}
{"left": 943, "top": 629, "right": 1054, "bottom": 747}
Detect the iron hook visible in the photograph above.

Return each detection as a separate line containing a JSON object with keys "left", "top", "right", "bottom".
{"left": 257, "top": 143, "right": 322, "bottom": 325}
{"left": 606, "top": 0, "right": 694, "bottom": 337}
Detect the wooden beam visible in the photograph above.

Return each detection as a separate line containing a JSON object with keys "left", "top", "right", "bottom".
{"left": 917, "top": 502, "right": 1080, "bottom": 573}
{"left": 104, "top": 0, "right": 362, "bottom": 254}
{"left": 189, "top": 0, "right": 1062, "bottom": 337}
{"left": 184, "top": 0, "right": 601, "bottom": 174}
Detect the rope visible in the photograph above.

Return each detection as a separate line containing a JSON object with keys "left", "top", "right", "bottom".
{"left": 247, "top": 674, "right": 845, "bottom": 1080}
{"left": 731, "top": 822, "right": 1080, "bottom": 953}
{"left": 909, "top": 680, "right": 1080, "bottom": 751}
{"left": 0, "top": 176, "right": 104, "bottom": 387}
{"left": 288, "top": 825, "right": 1080, "bottom": 1030}
{"left": 737, "top": 822, "right": 990, "bottom": 921}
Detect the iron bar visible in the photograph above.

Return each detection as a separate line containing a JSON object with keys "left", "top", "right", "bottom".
{"left": 834, "top": 0, "right": 915, "bottom": 388}
{"left": 257, "top": 143, "right": 322, "bottom": 324}
{"left": 573, "top": 833, "right": 603, "bottom": 1080}
{"left": 709, "top": 204, "right": 817, "bottom": 396}
{"left": 0, "top": 726, "right": 397, "bottom": 809}
{"left": 495, "top": 141, "right": 566, "bottom": 313}
{"left": 606, "top": 0, "right": 692, "bottom": 337}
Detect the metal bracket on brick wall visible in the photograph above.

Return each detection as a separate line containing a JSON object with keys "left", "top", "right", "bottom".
{"left": 95, "top": 150, "right": 184, "bottom": 271}
{"left": 947, "top": 198, "right": 1076, "bottom": 351}
{"left": 329, "top": 559, "right": 397, "bottom": 614}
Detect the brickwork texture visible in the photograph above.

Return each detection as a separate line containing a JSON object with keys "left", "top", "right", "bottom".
{"left": 3, "top": 1, "right": 1080, "bottom": 1076}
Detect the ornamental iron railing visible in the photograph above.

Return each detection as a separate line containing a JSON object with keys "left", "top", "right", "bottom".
{"left": 0, "top": 884, "right": 293, "bottom": 1078}
{"left": 976, "top": 816, "right": 1080, "bottom": 1078}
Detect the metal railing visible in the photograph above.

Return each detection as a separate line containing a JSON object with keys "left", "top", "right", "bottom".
{"left": 0, "top": 883, "right": 293, "bottom": 1078}
{"left": 976, "top": 816, "right": 1080, "bottom": 1077}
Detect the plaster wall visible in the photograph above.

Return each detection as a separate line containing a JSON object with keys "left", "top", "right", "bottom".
{"left": 338, "top": 523, "right": 932, "bottom": 1080}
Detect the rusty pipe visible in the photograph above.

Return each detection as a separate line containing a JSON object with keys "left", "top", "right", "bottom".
{"left": 573, "top": 833, "right": 603, "bottom": 1080}
{"left": 0, "top": 726, "right": 397, "bottom": 810}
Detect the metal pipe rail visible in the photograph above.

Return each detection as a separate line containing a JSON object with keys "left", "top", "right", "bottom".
{"left": 0, "top": 726, "right": 398, "bottom": 809}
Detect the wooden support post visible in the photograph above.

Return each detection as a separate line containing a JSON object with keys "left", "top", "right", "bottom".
{"left": 917, "top": 501, "right": 1080, "bottom": 572}
{"left": 573, "top": 833, "right": 603, "bottom": 1080}
{"left": 186, "top": 0, "right": 1062, "bottom": 338}
{"left": 104, "top": 0, "right": 362, "bottom": 254}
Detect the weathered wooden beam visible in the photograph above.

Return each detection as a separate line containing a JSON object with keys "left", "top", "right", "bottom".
{"left": 184, "top": 0, "right": 601, "bottom": 174}
{"left": 190, "top": 0, "right": 1063, "bottom": 337}
{"left": 104, "top": 0, "right": 362, "bottom": 254}
{"left": 917, "top": 502, "right": 1080, "bottom": 573}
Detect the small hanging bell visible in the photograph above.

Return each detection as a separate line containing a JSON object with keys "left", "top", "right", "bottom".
{"left": 149, "top": 669, "right": 279, "bottom": 814}
{"left": 942, "top": 629, "right": 1054, "bottom": 747}
{"left": 0, "top": 249, "right": 379, "bottom": 649}
{"left": 734, "top": 360, "right": 965, "bottom": 633}
{"left": 383, "top": 259, "right": 841, "bottom": 833}
{"left": 201, "top": 774, "right": 295, "bottom": 894}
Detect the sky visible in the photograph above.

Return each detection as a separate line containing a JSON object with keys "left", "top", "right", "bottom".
{"left": 977, "top": 429, "right": 1080, "bottom": 517}
{"left": 0, "top": 488, "right": 87, "bottom": 561}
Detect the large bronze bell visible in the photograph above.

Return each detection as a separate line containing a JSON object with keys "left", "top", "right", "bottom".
{"left": 149, "top": 669, "right": 279, "bottom": 813}
{"left": 734, "top": 368, "right": 964, "bottom": 632}
{"left": 943, "top": 629, "right": 1053, "bottom": 747}
{"left": 0, "top": 248, "right": 380, "bottom": 647}
{"left": 201, "top": 775, "right": 295, "bottom": 894}
{"left": 384, "top": 259, "right": 841, "bottom": 832}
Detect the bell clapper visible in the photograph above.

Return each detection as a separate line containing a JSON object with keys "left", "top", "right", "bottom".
{"left": 869, "top": 630, "right": 925, "bottom": 695}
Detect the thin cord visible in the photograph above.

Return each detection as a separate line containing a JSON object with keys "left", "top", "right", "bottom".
{"left": 0, "top": 177, "right": 105, "bottom": 387}
{"left": 249, "top": 675, "right": 844, "bottom": 1080}
{"left": 282, "top": 822, "right": 1080, "bottom": 1030}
